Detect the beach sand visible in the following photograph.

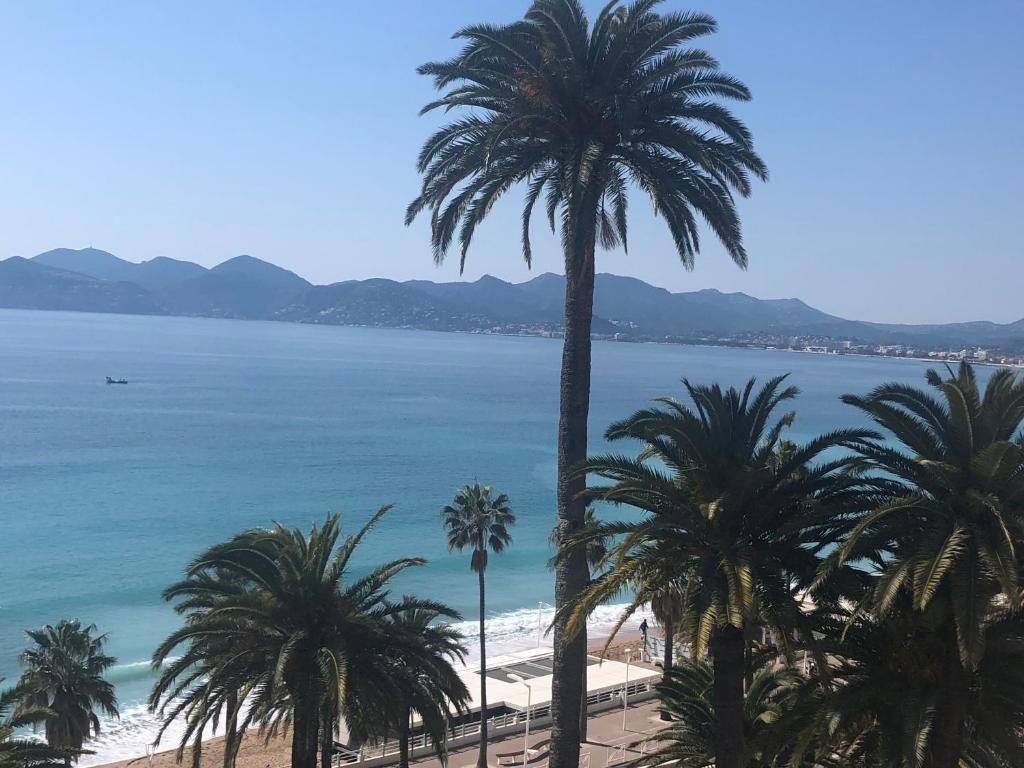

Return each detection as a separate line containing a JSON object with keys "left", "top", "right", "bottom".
{"left": 93, "top": 633, "right": 656, "bottom": 768}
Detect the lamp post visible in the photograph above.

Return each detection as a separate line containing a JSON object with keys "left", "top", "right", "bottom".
{"left": 508, "top": 673, "right": 532, "bottom": 767}
{"left": 622, "top": 648, "right": 633, "bottom": 732}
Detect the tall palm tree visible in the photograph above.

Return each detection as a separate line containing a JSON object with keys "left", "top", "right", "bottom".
{"left": 817, "top": 362, "right": 1024, "bottom": 768}
{"left": 150, "top": 508, "right": 441, "bottom": 768}
{"left": 16, "top": 620, "right": 118, "bottom": 764}
{"left": 408, "top": 3, "right": 765, "bottom": 763}
{"left": 649, "top": 580, "right": 685, "bottom": 722}
{"left": 561, "top": 376, "right": 873, "bottom": 768}
{"left": 1, "top": 679, "right": 69, "bottom": 768}
{"left": 441, "top": 483, "right": 515, "bottom": 768}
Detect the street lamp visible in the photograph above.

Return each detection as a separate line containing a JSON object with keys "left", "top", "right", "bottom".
{"left": 622, "top": 648, "right": 633, "bottom": 732}
{"left": 537, "top": 602, "right": 543, "bottom": 647}
{"left": 508, "top": 673, "right": 532, "bottom": 767}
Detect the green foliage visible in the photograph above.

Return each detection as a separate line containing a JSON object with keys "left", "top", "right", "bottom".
{"left": 440, "top": 483, "right": 514, "bottom": 768}
{"left": 631, "top": 657, "right": 806, "bottom": 768}
{"left": 150, "top": 509, "right": 464, "bottom": 768}
{"left": 780, "top": 600, "right": 1024, "bottom": 768}
{"left": 0, "top": 679, "right": 70, "bottom": 768}
{"left": 372, "top": 605, "right": 471, "bottom": 768}
{"left": 568, "top": 362, "right": 1024, "bottom": 768}
{"left": 15, "top": 620, "right": 118, "bottom": 759}
{"left": 819, "top": 362, "right": 1024, "bottom": 669}
{"left": 407, "top": 0, "right": 766, "bottom": 273}
{"left": 441, "top": 483, "right": 515, "bottom": 573}
{"left": 562, "top": 375, "right": 875, "bottom": 656}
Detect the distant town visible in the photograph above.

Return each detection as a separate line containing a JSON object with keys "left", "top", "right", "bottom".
{"left": 476, "top": 322, "right": 1024, "bottom": 367}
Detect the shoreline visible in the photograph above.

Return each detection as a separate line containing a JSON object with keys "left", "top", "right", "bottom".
{"left": 3, "top": 306, "right": 1019, "bottom": 367}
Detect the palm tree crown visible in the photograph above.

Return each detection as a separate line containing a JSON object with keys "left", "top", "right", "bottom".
{"left": 782, "top": 598, "right": 1024, "bottom": 768}
{"left": 566, "top": 376, "right": 873, "bottom": 654}
{"left": 408, "top": 0, "right": 766, "bottom": 272}
{"left": 1, "top": 679, "right": 69, "bottom": 768}
{"left": 372, "top": 603, "right": 471, "bottom": 768}
{"left": 813, "top": 362, "right": 1024, "bottom": 768}
{"left": 562, "top": 376, "right": 873, "bottom": 768}
{"left": 16, "top": 620, "right": 118, "bottom": 760}
{"left": 820, "top": 362, "right": 1024, "bottom": 668}
{"left": 150, "top": 508, "right": 444, "bottom": 768}
{"left": 441, "top": 483, "right": 515, "bottom": 573}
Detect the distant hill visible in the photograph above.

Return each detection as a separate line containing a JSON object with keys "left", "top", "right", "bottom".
{"left": 3, "top": 247, "right": 1023, "bottom": 351}
{"left": 0, "top": 257, "right": 165, "bottom": 315}
{"left": 156, "top": 255, "right": 311, "bottom": 319}
{"left": 288, "top": 279, "right": 491, "bottom": 330}
{"left": 405, "top": 274, "right": 563, "bottom": 324}
{"left": 33, "top": 247, "right": 207, "bottom": 291}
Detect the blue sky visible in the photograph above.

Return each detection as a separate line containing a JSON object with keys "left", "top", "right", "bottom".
{"left": 1, "top": 1, "right": 1021, "bottom": 324}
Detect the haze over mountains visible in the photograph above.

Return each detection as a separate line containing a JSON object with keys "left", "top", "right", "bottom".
{"left": 2, "top": 248, "right": 1022, "bottom": 350}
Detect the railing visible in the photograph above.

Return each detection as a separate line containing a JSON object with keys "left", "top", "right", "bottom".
{"left": 333, "top": 678, "right": 655, "bottom": 767}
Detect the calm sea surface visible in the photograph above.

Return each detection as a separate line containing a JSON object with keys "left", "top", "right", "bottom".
{"left": 0, "top": 309, "right": 956, "bottom": 761}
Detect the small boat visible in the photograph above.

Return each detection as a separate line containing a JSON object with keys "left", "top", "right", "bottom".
{"left": 106, "top": 377, "right": 128, "bottom": 385}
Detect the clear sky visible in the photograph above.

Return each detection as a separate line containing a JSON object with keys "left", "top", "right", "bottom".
{"left": 1, "top": 1, "right": 1021, "bottom": 324}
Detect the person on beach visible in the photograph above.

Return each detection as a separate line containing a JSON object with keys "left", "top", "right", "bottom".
{"left": 639, "top": 618, "right": 649, "bottom": 658}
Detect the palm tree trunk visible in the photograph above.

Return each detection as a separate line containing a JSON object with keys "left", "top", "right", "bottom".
{"left": 398, "top": 706, "right": 411, "bottom": 768}
{"left": 926, "top": 627, "right": 967, "bottom": 768}
{"left": 477, "top": 566, "right": 489, "bottom": 768}
{"left": 660, "top": 618, "right": 674, "bottom": 721}
{"left": 550, "top": 201, "right": 598, "bottom": 768}
{"left": 744, "top": 636, "right": 753, "bottom": 693}
{"left": 224, "top": 690, "right": 239, "bottom": 768}
{"left": 320, "top": 701, "right": 335, "bottom": 768}
{"left": 291, "top": 695, "right": 319, "bottom": 768}
{"left": 579, "top": 628, "right": 588, "bottom": 742}
{"left": 710, "top": 625, "right": 745, "bottom": 768}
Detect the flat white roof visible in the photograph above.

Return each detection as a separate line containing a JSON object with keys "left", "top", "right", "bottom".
{"left": 457, "top": 646, "right": 659, "bottom": 713}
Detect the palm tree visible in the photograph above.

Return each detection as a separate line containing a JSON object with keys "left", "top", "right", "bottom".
{"left": 16, "top": 620, "right": 118, "bottom": 764}
{"left": 1, "top": 679, "right": 69, "bottom": 768}
{"left": 441, "top": 483, "right": 515, "bottom": 768}
{"left": 782, "top": 599, "right": 1024, "bottom": 768}
{"left": 649, "top": 581, "right": 685, "bottom": 720}
{"left": 633, "top": 657, "right": 806, "bottom": 768}
{"left": 372, "top": 602, "right": 471, "bottom": 768}
{"left": 150, "top": 508, "right": 442, "bottom": 768}
{"left": 817, "top": 362, "right": 1024, "bottom": 768}
{"left": 149, "top": 570, "right": 255, "bottom": 768}
{"left": 561, "top": 376, "right": 873, "bottom": 768}
{"left": 408, "top": 3, "right": 765, "bottom": 763}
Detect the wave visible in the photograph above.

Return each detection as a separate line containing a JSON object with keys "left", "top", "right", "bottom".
{"left": 103, "top": 658, "right": 180, "bottom": 685}
{"left": 78, "top": 601, "right": 652, "bottom": 767}
{"left": 450, "top": 601, "right": 653, "bottom": 661}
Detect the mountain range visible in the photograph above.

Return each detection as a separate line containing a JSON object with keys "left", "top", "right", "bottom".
{"left": 2, "top": 247, "right": 1022, "bottom": 350}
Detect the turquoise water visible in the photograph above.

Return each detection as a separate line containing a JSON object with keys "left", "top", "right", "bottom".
{"left": 0, "top": 309, "right": 946, "bottom": 761}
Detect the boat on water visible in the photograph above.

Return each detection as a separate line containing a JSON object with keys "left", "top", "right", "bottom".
{"left": 106, "top": 376, "right": 128, "bottom": 385}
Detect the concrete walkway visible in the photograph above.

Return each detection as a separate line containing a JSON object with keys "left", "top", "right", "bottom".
{"left": 423, "top": 700, "right": 667, "bottom": 768}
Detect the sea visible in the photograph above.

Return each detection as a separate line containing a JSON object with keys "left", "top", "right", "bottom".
{"left": 0, "top": 308, "right": 964, "bottom": 764}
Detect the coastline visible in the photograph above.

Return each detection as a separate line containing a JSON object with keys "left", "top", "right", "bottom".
{"left": 2, "top": 306, "right": 1019, "bottom": 368}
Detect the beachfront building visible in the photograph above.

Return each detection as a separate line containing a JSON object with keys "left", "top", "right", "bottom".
{"left": 333, "top": 648, "right": 661, "bottom": 768}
